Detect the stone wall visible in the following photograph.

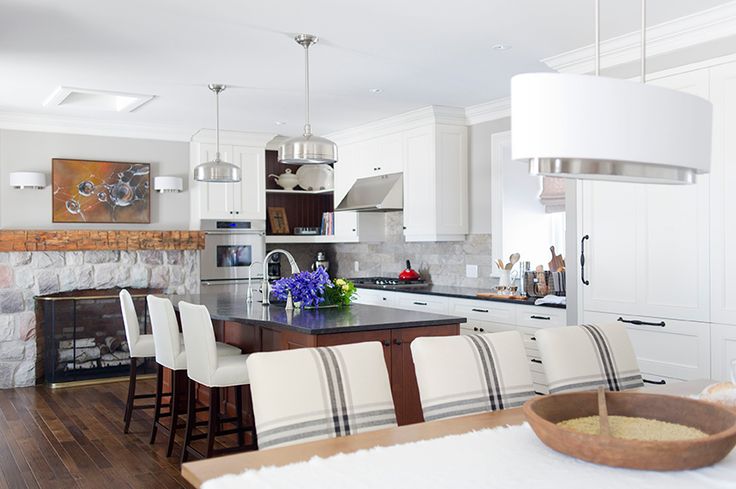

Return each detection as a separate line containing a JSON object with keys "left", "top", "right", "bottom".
{"left": 0, "top": 250, "right": 200, "bottom": 388}
{"left": 269, "top": 212, "right": 497, "bottom": 289}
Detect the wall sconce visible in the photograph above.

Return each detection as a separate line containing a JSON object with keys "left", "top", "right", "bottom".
{"left": 154, "top": 176, "right": 184, "bottom": 193}
{"left": 9, "top": 172, "right": 46, "bottom": 189}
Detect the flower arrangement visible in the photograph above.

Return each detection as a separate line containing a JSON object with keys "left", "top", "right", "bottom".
{"left": 270, "top": 269, "right": 356, "bottom": 308}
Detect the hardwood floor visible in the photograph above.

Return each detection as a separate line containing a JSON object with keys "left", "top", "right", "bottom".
{"left": 0, "top": 379, "right": 195, "bottom": 489}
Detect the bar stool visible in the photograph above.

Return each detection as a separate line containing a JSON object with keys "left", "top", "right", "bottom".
{"left": 119, "top": 289, "right": 158, "bottom": 434}
{"left": 147, "top": 295, "right": 241, "bottom": 457}
{"left": 178, "top": 301, "right": 255, "bottom": 463}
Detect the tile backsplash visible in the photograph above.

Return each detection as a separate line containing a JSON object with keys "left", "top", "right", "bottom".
{"left": 268, "top": 212, "right": 497, "bottom": 289}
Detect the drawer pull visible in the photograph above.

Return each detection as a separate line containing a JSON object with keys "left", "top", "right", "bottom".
{"left": 471, "top": 308, "right": 489, "bottom": 313}
{"left": 479, "top": 328, "right": 485, "bottom": 333}
{"left": 642, "top": 378, "right": 666, "bottom": 385}
{"left": 413, "top": 301, "right": 428, "bottom": 306}
{"left": 394, "top": 339, "right": 403, "bottom": 346}
{"left": 534, "top": 391, "right": 546, "bottom": 396}
{"left": 530, "top": 336, "right": 536, "bottom": 341}
{"left": 530, "top": 315, "right": 551, "bottom": 321}
{"left": 381, "top": 340, "right": 390, "bottom": 347}
{"left": 473, "top": 327, "right": 479, "bottom": 332}
{"left": 530, "top": 359, "right": 543, "bottom": 364}
{"left": 382, "top": 297, "right": 387, "bottom": 301}
{"left": 617, "top": 317, "right": 665, "bottom": 327}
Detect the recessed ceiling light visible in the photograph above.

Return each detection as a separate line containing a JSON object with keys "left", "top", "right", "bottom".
{"left": 275, "top": 121, "right": 287, "bottom": 126}
{"left": 43, "top": 86, "right": 155, "bottom": 112}
{"left": 369, "top": 88, "right": 382, "bottom": 94}
{"left": 492, "top": 44, "right": 512, "bottom": 51}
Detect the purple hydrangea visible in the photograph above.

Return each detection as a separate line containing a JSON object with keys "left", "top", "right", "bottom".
{"left": 270, "top": 268, "right": 332, "bottom": 308}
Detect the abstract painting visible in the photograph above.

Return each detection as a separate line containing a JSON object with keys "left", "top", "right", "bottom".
{"left": 52, "top": 159, "right": 150, "bottom": 223}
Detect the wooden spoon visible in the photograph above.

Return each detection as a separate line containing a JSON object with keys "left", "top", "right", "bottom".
{"left": 597, "top": 386, "right": 611, "bottom": 438}
{"left": 509, "top": 252, "right": 520, "bottom": 267}
{"left": 496, "top": 259, "right": 505, "bottom": 270}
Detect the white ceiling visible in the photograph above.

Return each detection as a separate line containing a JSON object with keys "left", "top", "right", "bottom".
{"left": 0, "top": 0, "right": 731, "bottom": 137}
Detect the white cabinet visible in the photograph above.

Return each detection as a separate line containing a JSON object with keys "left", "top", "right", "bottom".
{"left": 356, "top": 134, "right": 404, "bottom": 178}
{"left": 190, "top": 131, "right": 271, "bottom": 224}
{"left": 353, "top": 288, "right": 399, "bottom": 307}
{"left": 711, "top": 323, "right": 736, "bottom": 382}
{"left": 710, "top": 63, "right": 736, "bottom": 326}
{"left": 395, "top": 293, "right": 449, "bottom": 314}
{"left": 404, "top": 124, "right": 468, "bottom": 242}
{"left": 581, "top": 70, "right": 710, "bottom": 322}
{"left": 584, "top": 311, "right": 710, "bottom": 382}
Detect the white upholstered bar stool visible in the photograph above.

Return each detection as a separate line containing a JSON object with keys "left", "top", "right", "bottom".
{"left": 147, "top": 295, "right": 241, "bottom": 457}
{"left": 119, "top": 289, "right": 158, "bottom": 433}
{"left": 178, "top": 301, "right": 255, "bottom": 463}
{"left": 246, "top": 341, "right": 397, "bottom": 450}
{"left": 411, "top": 331, "right": 535, "bottom": 422}
{"left": 535, "top": 323, "right": 644, "bottom": 394}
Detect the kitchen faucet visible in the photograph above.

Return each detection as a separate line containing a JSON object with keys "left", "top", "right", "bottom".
{"left": 261, "top": 249, "right": 301, "bottom": 305}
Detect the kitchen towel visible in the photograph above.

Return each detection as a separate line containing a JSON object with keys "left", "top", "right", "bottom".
{"left": 202, "top": 423, "right": 736, "bottom": 489}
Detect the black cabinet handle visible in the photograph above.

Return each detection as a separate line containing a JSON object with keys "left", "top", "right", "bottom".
{"left": 530, "top": 336, "right": 536, "bottom": 341}
{"left": 394, "top": 339, "right": 402, "bottom": 346}
{"left": 643, "top": 378, "right": 667, "bottom": 385}
{"left": 479, "top": 328, "right": 485, "bottom": 332}
{"left": 473, "top": 327, "right": 479, "bottom": 332}
{"left": 413, "top": 301, "right": 428, "bottom": 306}
{"left": 617, "top": 317, "right": 665, "bottom": 327}
{"left": 382, "top": 340, "right": 390, "bottom": 347}
{"left": 530, "top": 315, "right": 551, "bottom": 321}
{"left": 382, "top": 297, "right": 387, "bottom": 301}
{"left": 471, "top": 308, "right": 489, "bottom": 313}
{"left": 530, "top": 359, "right": 543, "bottom": 364}
{"left": 580, "top": 234, "right": 590, "bottom": 286}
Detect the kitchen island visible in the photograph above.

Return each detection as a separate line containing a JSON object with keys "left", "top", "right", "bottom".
{"left": 169, "top": 292, "right": 465, "bottom": 425}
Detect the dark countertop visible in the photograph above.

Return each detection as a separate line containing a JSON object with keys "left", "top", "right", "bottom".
{"left": 352, "top": 283, "right": 567, "bottom": 309}
{"left": 169, "top": 293, "right": 467, "bottom": 335}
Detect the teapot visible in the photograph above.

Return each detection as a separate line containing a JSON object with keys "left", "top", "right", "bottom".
{"left": 268, "top": 169, "right": 299, "bottom": 190}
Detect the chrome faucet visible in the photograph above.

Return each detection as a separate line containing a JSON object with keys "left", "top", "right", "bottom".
{"left": 261, "top": 249, "right": 301, "bottom": 305}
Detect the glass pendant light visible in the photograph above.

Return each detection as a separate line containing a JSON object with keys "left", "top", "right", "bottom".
{"left": 278, "top": 34, "right": 338, "bottom": 165}
{"left": 193, "top": 84, "right": 241, "bottom": 183}
{"left": 510, "top": 0, "right": 712, "bottom": 184}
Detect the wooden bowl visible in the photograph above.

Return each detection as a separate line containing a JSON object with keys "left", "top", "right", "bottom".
{"left": 523, "top": 391, "right": 736, "bottom": 470}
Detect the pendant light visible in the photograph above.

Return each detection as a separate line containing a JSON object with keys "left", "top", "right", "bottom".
{"left": 193, "top": 84, "right": 241, "bottom": 183}
{"left": 278, "top": 34, "right": 338, "bottom": 165}
{"left": 510, "top": 0, "right": 712, "bottom": 184}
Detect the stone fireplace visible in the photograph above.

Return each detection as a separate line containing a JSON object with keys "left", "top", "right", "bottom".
{"left": 0, "top": 230, "right": 204, "bottom": 388}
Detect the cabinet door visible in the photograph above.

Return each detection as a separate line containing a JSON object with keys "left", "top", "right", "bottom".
{"left": 390, "top": 324, "right": 460, "bottom": 426}
{"left": 711, "top": 323, "right": 736, "bottom": 382}
{"left": 333, "top": 143, "right": 360, "bottom": 242}
{"left": 231, "top": 146, "right": 265, "bottom": 220}
{"left": 198, "top": 143, "right": 236, "bottom": 219}
{"left": 403, "top": 126, "right": 436, "bottom": 240}
{"left": 394, "top": 293, "right": 449, "bottom": 314}
{"left": 353, "top": 288, "right": 398, "bottom": 307}
{"left": 581, "top": 72, "right": 710, "bottom": 322}
{"left": 373, "top": 133, "right": 404, "bottom": 176}
{"left": 710, "top": 62, "right": 736, "bottom": 325}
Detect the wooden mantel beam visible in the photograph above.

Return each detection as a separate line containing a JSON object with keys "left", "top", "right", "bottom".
{"left": 0, "top": 230, "right": 205, "bottom": 252}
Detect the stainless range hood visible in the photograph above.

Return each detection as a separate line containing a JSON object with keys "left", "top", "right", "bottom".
{"left": 335, "top": 172, "right": 403, "bottom": 212}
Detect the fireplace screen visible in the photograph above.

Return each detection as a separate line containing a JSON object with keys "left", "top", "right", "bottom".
{"left": 38, "top": 289, "right": 158, "bottom": 385}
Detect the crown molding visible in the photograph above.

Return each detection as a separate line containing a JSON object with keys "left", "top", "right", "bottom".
{"left": 0, "top": 110, "right": 193, "bottom": 141}
{"left": 190, "top": 128, "right": 277, "bottom": 147}
{"left": 464, "top": 97, "right": 511, "bottom": 125}
{"left": 543, "top": 1, "right": 736, "bottom": 74}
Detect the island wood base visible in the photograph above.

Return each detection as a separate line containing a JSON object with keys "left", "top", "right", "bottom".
{"left": 166, "top": 321, "right": 460, "bottom": 428}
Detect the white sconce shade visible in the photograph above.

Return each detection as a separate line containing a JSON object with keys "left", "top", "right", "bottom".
{"left": 9, "top": 172, "right": 46, "bottom": 189}
{"left": 511, "top": 73, "right": 713, "bottom": 184}
{"left": 154, "top": 176, "right": 184, "bottom": 193}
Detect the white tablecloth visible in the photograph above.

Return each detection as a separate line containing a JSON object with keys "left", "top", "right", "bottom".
{"left": 203, "top": 423, "right": 736, "bottom": 489}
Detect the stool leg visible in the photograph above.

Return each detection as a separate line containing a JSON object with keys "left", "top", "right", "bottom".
{"left": 181, "top": 379, "right": 196, "bottom": 465}
{"left": 123, "top": 360, "right": 137, "bottom": 434}
{"left": 149, "top": 364, "right": 164, "bottom": 444}
{"left": 205, "top": 387, "right": 220, "bottom": 458}
{"left": 235, "top": 386, "right": 245, "bottom": 448}
{"left": 166, "top": 370, "right": 180, "bottom": 457}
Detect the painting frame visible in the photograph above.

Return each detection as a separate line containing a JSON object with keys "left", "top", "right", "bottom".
{"left": 51, "top": 158, "right": 151, "bottom": 224}
{"left": 267, "top": 207, "right": 290, "bottom": 235}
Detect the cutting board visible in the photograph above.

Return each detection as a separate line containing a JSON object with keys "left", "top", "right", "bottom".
{"left": 548, "top": 246, "right": 565, "bottom": 272}
{"left": 476, "top": 292, "right": 528, "bottom": 301}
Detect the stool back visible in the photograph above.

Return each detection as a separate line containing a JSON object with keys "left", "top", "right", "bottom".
{"left": 119, "top": 289, "right": 144, "bottom": 358}
{"left": 178, "top": 301, "right": 219, "bottom": 386}
{"left": 147, "top": 295, "right": 183, "bottom": 370}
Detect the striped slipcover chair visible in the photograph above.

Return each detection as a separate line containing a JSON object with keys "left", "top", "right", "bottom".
{"left": 411, "top": 331, "right": 535, "bottom": 422}
{"left": 536, "top": 323, "right": 644, "bottom": 394}
{"left": 246, "top": 341, "right": 397, "bottom": 450}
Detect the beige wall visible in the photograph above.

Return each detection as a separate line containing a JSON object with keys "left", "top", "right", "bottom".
{"left": 0, "top": 129, "right": 190, "bottom": 229}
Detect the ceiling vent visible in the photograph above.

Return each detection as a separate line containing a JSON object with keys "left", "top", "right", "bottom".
{"left": 43, "top": 86, "right": 155, "bottom": 112}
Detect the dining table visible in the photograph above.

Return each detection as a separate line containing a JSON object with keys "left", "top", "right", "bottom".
{"left": 181, "top": 379, "right": 720, "bottom": 487}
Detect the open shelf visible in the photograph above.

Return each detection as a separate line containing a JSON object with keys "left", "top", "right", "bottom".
{"left": 266, "top": 188, "right": 333, "bottom": 195}
{"left": 266, "top": 235, "right": 336, "bottom": 244}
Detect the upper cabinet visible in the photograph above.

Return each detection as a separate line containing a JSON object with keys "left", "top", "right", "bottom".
{"left": 580, "top": 70, "right": 711, "bottom": 322}
{"left": 189, "top": 130, "right": 271, "bottom": 226}
{"left": 330, "top": 108, "right": 468, "bottom": 243}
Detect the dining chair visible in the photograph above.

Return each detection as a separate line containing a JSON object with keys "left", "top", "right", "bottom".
{"left": 119, "top": 289, "right": 158, "bottom": 434}
{"left": 178, "top": 301, "right": 255, "bottom": 463}
{"left": 246, "top": 341, "right": 397, "bottom": 450}
{"left": 147, "top": 295, "right": 241, "bottom": 457}
{"left": 411, "top": 331, "right": 535, "bottom": 422}
{"left": 535, "top": 323, "right": 644, "bottom": 394}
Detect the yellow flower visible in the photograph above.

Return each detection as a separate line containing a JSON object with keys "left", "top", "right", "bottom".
{"left": 342, "top": 284, "right": 350, "bottom": 292}
{"left": 335, "top": 278, "right": 346, "bottom": 286}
